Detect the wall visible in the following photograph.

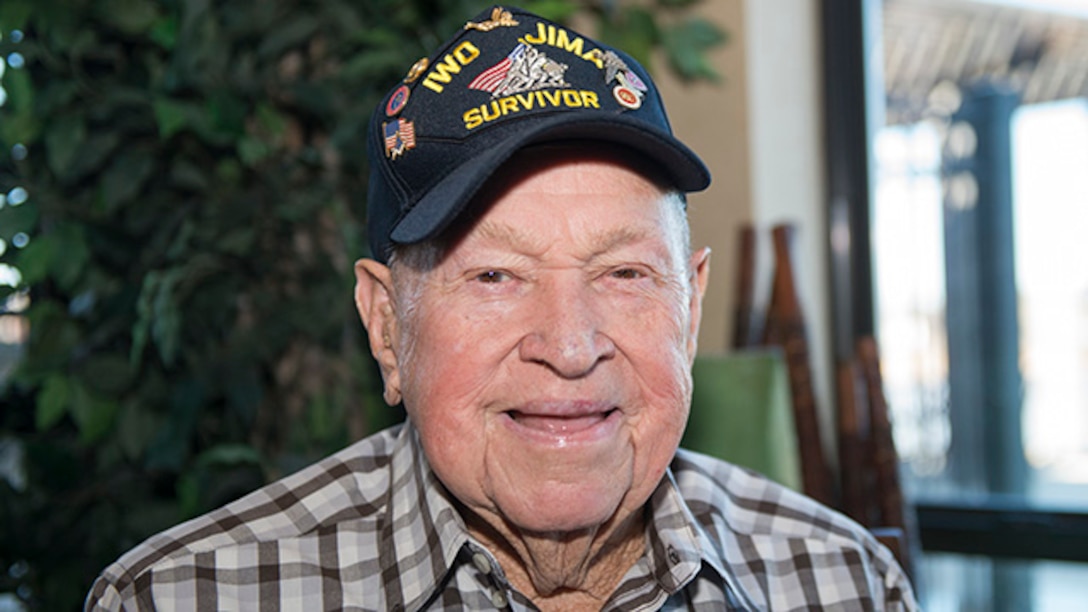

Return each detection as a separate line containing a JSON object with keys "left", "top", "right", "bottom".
{"left": 657, "top": 0, "right": 834, "bottom": 436}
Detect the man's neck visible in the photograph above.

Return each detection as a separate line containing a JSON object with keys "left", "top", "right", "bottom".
{"left": 463, "top": 506, "right": 647, "bottom": 610}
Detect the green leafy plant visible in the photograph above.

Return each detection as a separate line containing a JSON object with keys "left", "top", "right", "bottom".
{"left": 0, "top": 1, "right": 723, "bottom": 609}
{"left": 592, "top": 0, "right": 726, "bottom": 82}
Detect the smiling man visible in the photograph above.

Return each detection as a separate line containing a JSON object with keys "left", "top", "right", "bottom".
{"left": 87, "top": 6, "right": 916, "bottom": 611}
{"left": 356, "top": 143, "right": 709, "bottom": 609}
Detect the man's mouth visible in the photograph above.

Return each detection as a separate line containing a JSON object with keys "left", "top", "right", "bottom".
{"left": 506, "top": 408, "right": 619, "bottom": 435}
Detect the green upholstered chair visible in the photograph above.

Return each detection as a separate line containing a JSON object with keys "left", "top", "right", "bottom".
{"left": 681, "top": 348, "right": 802, "bottom": 492}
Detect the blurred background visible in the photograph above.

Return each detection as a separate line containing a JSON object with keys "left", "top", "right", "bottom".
{"left": 660, "top": 0, "right": 1088, "bottom": 610}
{"left": 3, "top": 0, "right": 1088, "bottom": 610}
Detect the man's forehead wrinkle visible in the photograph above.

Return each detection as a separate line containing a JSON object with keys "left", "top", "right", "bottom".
{"left": 469, "top": 214, "right": 667, "bottom": 263}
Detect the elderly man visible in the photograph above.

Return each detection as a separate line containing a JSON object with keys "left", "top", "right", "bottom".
{"left": 87, "top": 6, "right": 915, "bottom": 610}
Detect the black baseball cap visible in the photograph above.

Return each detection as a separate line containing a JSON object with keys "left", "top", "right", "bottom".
{"left": 365, "top": 5, "right": 711, "bottom": 263}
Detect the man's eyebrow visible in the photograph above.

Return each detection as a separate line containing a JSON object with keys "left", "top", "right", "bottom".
{"left": 474, "top": 220, "right": 550, "bottom": 256}
{"left": 586, "top": 226, "right": 656, "bottom": 258}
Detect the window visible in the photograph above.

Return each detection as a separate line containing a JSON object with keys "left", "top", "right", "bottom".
{"left": 825, "top": 0, "right": 1088, "bottom": 609}
{"left": 1012, "top": 99, "right": 1088, "bottom": 507}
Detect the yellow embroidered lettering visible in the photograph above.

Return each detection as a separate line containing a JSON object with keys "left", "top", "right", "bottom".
{"left": 464, "top": 108, "right": 483, "bottom": 130}
{"left": 524, "top": 23, "right": 547, "bottom": 44}
{"left": 555, "top": 29, "right": 584, "bottom": 57}
{"left": 422, "top": 56, "right": 460, "bottom": 93}
{"left": 515, "top": 93, "right": 536, "bottom": 110}
{"left": 481, "top": 101, "right": 501, "bottom": 122}
{"left": 452, "top": 41, "right": 480, "bottom": 65}
{"left": 582, "top": 49, "right": 603, "bottom": 69}
{"left": 499, "top": 97, "right": 519, "bottom": 115}
{"left": 522, "top": 25, "right": 603, "bottom": 68}
{"left": 463, "top": 90, "right": 601, "bottom": 130}
{"left": 422, "top": 41, "right": 480, "bottom": 93}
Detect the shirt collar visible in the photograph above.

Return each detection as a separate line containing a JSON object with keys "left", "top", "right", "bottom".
{"left": 641, "top": 468, "right": 730, "bottom": 593}
{"left": 382, "top": 424, "right": 470, "bottom": 611}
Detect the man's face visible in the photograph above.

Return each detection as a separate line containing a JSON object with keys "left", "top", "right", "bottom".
{"left": 363, "top": 148, "right": 709, "bottom": 534}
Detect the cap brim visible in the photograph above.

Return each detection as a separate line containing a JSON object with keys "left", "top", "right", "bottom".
{"left": 389, "top": 113, "right": 710, "bottom": 246}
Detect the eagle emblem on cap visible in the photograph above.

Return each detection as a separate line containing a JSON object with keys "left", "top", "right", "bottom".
{"left": 465, "top": 7, "right": 519, "bottom": 31}
{"left": 403, "top": 57, "right": 429, "bottom": 83}
{"left": 592, "top": 49, "right": 647, "bottom": 111}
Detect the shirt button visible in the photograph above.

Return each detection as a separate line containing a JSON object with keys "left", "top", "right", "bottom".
{"left": 490, "top": 589, "right": 509, "bottom": 608}
{"left": 667, "top": 545, "right": 681, "bottom": 565}
{"left": 472, "top": 551, "right": 493, "bottom": 574}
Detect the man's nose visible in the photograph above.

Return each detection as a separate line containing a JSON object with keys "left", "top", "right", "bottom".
{"left": 517, "top": 279, "right": 615, "bottom": 378}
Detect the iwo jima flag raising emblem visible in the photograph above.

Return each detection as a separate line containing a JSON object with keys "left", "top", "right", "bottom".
{"left": 468, "top": 41, "right": 568, "bottom": 98}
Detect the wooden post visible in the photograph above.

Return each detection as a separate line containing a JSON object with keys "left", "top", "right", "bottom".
{"left": 764, "top": 224, "right": 836, "bottom": 507}
{"left": 732, "top": 224, "right": 758, "bottom": 349}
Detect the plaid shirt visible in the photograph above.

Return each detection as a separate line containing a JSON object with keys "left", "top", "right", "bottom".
{"left": 86, "top": 424, "right": 916, "bottom": 611}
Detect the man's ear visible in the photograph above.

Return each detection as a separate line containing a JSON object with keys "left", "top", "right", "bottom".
{"left": 686, "top": 247, "right": 711, "bottom": 363}
{"left": 354, "top": 258, "right": 404, "bottom": 406}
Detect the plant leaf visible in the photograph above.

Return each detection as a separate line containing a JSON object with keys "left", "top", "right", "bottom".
{"left": 100, "top": 149, "right": 157, "bottom": 211}
{"left": 13, "top": 230, "right": 58, "bottom": 286}
{"left": 44, "top": 114, "right": 87, "bottom": 178}
{"left": 97, "top": 0, "right": 161, "bottom": 35}
{"left": 662, "top": 18, "right": 726, "bottom": 82}
{"left": 69, "top": 385, "right": 119, "bottom": 444}
{"left": 0, "top": 67, "right": 40, "bottom": 145}
{"left": 194, "top": 444, "right": 263, "bottom": 469}
{"left": 35, "top": 375, "right": 71, "bottom": 430}
{"left": 153, "top": 97, "right": 201, "bottom": 139}
{"left": 0, "top": 0, "right": 34, "bottom": 32}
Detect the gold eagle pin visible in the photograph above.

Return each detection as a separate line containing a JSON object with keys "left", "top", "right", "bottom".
{"left": 404, "top": 57, "right": 429, "bottom": 83}
{"left": 465, "top": 7, "right": 519, "bottom": 31}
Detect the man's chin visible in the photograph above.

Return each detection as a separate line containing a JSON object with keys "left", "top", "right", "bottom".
{"left": 494, "top": 485, "right": 634, "bottom": 536}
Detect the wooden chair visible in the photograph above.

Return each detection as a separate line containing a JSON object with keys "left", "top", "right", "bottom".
{"left": 733, "top": 222, "right": 916, "bottom": 575}
{"left": 839, "top": 336, "right": 918, "bottom": 578}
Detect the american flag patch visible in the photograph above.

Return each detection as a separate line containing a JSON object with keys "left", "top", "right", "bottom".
{"left": 383, "top": 119, "right": 416, "bottom": 159}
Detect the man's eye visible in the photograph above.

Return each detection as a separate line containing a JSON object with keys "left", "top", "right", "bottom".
{"left": 610, "top": 268, "right": 644, "bottom": 280}
{"left": 475, "top": 270, "right": 510, "bottom": 283}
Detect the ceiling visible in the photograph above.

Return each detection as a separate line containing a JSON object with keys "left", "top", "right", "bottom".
{"left": 883, "top": 0, "right": 1088, "bottom": 124}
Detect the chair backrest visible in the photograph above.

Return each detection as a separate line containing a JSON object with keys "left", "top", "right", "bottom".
{"left": 728, "top": 222, "right": 917, "bottom": 577}
{"left": 683, "top": 349, "right": 802, "bottom": 492}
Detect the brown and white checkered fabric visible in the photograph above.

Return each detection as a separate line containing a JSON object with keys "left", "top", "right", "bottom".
{"left": 86, "top": 424, "right": 916, "bottom": 611}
